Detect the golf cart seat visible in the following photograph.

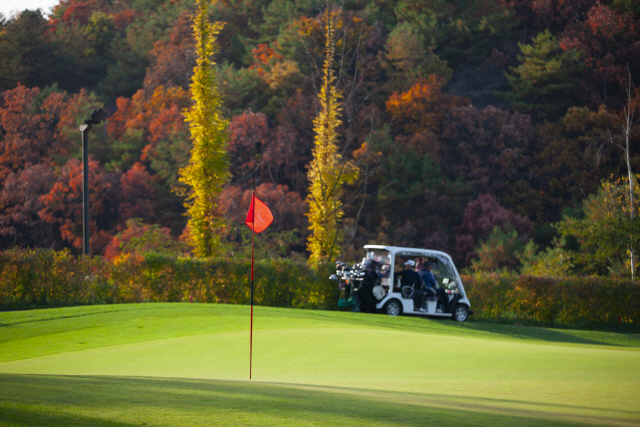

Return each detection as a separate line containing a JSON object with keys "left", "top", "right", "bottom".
{"left": 401, "top": 285, "right": 414, "bottom": 299}
{"left": 425, "top": 287, "right": 437, "bottom": 297}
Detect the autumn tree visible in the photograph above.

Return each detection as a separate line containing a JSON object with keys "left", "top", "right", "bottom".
{"left": 119, "top": 162, "right": 156, "bottom": 223}
{"left": 38, "top": 158, "right": 120, "bottom": 254}
{"left": 560, "top": 3, "right": 640, "bottom": 109}
{"left": 265, "top": 90, "right": 317, "bottom": 194}
{"left": 143, "top": 11, "right": 196, "bottom": 92}
{"left": 533, "top": 105, "right": 620, "bottom": 222}
{"left": 104, "top": 218, "right": 188, "bottom": 260}
{"left": 0, "top": 85, "right": 66, "bottom": 182}
{"left": 179, "top": 0, "right": 230, "bottom": 257}
{"left": 386, "top": 75, "right": 465, "bottom": 137}
{"left": 0, "top": 164, "right": 56, "bottom": 249}
{"left": 440, "top": 105, "right": 536, "bottom": 213}
{"left": 219, "top": 182, "right": 308, "bottom": 257}
{"left": 306, "top": 7, "right": 357, "bottom": 266}
{"left": 227, "top": 111, "right": 271, "bottom": 185}
{"left": 455, "top": 194, "right": 532, "bottom": 265}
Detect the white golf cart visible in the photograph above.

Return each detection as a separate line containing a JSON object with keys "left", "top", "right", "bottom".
{"left": 336, "top": 245, "right": 472, "bottom": 321}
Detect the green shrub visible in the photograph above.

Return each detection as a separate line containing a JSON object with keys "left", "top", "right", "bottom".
{"left": 0, "top": 249, "right": 335, "bottom": 310}
{"left": 3, "top": 248, "right": 638, "bottom": 331}
{"left": 463, "top": 272, "right": 640, "bottom": 330}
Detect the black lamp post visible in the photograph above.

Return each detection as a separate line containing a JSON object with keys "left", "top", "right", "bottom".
{"left": 77, "top": 104, "right": 117, "bottom": 255}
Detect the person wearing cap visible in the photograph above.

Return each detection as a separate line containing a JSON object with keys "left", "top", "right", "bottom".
{"left": 395, "top": 260, "right": 427, "bottom": 312}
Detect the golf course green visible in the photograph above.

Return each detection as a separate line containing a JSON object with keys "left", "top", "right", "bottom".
{"left": 0, "top": 303, "right": 639, "bottom": 426}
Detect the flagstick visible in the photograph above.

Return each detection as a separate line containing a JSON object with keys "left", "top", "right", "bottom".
{"left": 250, "top": 190, "right": 255, "bottom": 380}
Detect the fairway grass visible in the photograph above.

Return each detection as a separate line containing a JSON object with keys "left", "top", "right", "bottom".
{"left": 0, "top": 304, "right": 639, "bottom": 426}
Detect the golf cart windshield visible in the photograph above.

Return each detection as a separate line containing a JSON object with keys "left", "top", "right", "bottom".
{"left": 366, "top": 250, "right": 392, "bottom": 286}
{"left": 430, "top": 258, "right": 455, "bottom": 279}
{"left": 396, "top": 251, "right": 457, "bottom": 288}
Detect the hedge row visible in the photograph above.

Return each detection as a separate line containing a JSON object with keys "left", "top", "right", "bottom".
{"left": 0, "top": 248, "right": 335, "bottom": 309}
{"left": 2, "top": 249, "right": 639, "bottom": 330}
{"left": 462, "top": 272, "right": 640, "bottom": 329}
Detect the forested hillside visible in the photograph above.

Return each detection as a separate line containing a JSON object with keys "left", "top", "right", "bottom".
{"left": 1, "top": 0, "right": 639, "bottom": 275}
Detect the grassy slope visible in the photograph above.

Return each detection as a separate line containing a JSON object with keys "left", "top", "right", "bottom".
{"left": 0, "top": 303, "right": 639, "bottom": 426}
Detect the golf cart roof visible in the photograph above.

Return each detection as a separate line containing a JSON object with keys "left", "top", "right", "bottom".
{"left": 363, "top": 245, "right": 454, "bottom": 260}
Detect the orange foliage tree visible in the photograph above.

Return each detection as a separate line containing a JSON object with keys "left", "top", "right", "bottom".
{"left": 386, "top": 75, "right": 466, "bottom": 135}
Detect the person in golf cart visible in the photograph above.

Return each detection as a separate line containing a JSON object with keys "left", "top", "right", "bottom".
{"left": 418, "top": 260, "right": 437, "bottom": 292}
{"left": 418, "top": 260, "right": 449, "bottom": 312}
{"left": 395, "top": 260, "right": 427, "bottom": 312}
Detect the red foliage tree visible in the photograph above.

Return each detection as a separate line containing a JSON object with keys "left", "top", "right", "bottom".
{"left": 143, "top": 11, "right": 195, "bottom": 92}
{"left": 142, "top": 104, "right": 190, "bottom": 186}
{"left": 455, "top": 193, "right": 532, "bottom": 265}
{"left": 105, "top": 96, "right": 133, "bottom": 141}
{"left": 119, "top": 162, "right": 156, "bottom": 223}
{"left": 0, "top": 85, "right": 66, "bottom": 182}
{"left": 507, "top": 0, "right": 596, "bottom": 35}
{"left": 264, "top": 91, "right": 317, "bottom": 194}
{"left": 39, "top": 158, "right": 120, "bottom": 254}
{"left": 560, "top": 3, "right": 640, "bottom": 109}
{"left": 219, "top": 182, "right": 307, "bottom": 233}
{"left": 0, "top": 164, "right": 57, "bottom": 249}
{"left": 228, "top": 111, "right": 271, "bottom": 185}
{"left": 440, "top": 105, "right": 536, "bottom": 210}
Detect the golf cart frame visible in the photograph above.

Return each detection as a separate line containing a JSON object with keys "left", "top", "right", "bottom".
{"left": 363, "top": 245, "right": 472, "bottom": 321}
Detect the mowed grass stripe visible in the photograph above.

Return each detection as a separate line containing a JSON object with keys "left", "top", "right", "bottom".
{"left": 1, "top": 304, "right": 639, "bottom": 363}
{"left": 0, "top": 304, "right": 639, "bottom": 426}
{"left": 0, "top": 375, "right": 638, "bottom": 427}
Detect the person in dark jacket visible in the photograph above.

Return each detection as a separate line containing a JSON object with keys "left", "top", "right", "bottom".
{"left": 418, "top": 261, "right": 437, "bottom": 290}
{"left": 357, "top": 259, "right": 379, "bottom": 313}
{"left": 396, "top": 260, "right": 426, "bottom": 312}
{"left": 419, "top": 261, "right": 449, "bottom": 312}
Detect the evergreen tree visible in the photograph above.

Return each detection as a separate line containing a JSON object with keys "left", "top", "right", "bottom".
{"left": 306, "top": 7, "right": 356, "bottom": 266}
{"left": 505, "top": 29, "right": 581, "bottom": 121}
{"left": 179, "top": 0, "right": 229, "bottom": 257}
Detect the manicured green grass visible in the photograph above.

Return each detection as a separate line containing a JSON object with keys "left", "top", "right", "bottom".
{"left": 0, "top": 303, "right": 639, "bottom": 426}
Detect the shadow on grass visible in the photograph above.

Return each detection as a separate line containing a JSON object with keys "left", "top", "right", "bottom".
{"left": 456, "top": 320, "right": 640, "bottom": 347}
{"left": 0, "top": 404, "right": 134, "bottom": 427}
{"left": 1, "top": 374, "right": 635, "bottom": 427}
{"left": 326, "top": 311, "right": 640, "bottom": 348}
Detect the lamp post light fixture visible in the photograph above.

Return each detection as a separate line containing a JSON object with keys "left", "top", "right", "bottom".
{"left": 77, "top": 104, "right": 117, "bottom": 255}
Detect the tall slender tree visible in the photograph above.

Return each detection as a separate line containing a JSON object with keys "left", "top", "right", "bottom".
{"left": 608, "top": 71, "right": 637, "bottom": 278}
{"left": 306, "top": 7, "right": 356, "bottom": 266}
{"left": 179, "top": 0, "right": 229, "bottom": 257}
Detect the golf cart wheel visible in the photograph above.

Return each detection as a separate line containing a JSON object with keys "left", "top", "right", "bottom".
{"left": 452, "top": 304, "right": 469, "bottom": 322}
{"left": 384, "top": 300, "right": 402, "bottom": 316}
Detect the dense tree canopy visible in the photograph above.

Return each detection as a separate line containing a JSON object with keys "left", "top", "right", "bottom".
{"left": 0, "top": 0, "right": 638, "bottom": 275}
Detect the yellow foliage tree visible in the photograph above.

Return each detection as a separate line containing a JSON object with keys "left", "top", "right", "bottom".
{"left": 179, "top": 0, "right": 229, "bottom": 257}
{"left": 306, "top": 7, "right": 357, "bottom": 266}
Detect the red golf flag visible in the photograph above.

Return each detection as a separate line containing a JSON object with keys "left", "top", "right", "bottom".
{"left": 245, "top": 195, "right": 273, "bottom": 233}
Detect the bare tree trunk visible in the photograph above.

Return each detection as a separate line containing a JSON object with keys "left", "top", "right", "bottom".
{"left": 623, "top": 70, "right": 636, "bottom": 279}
